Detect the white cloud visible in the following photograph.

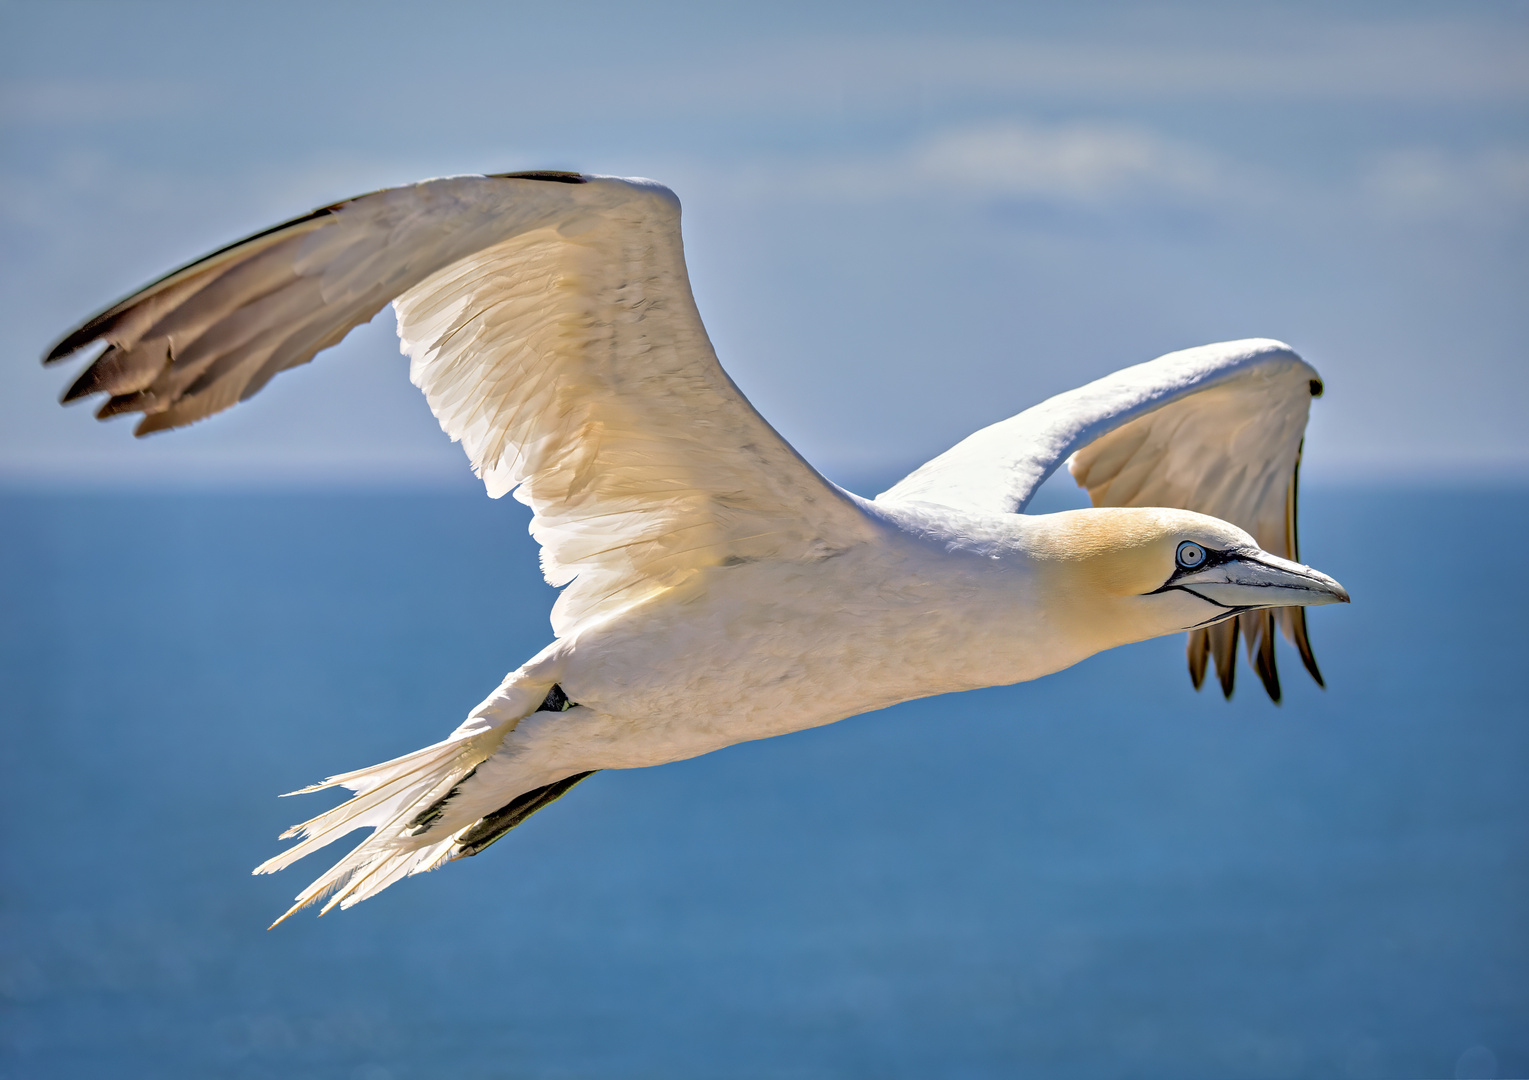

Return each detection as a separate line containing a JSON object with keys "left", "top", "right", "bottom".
{"left": 632, "top": 19, "right": 1529, "bottom": 124}
{"left": 1364, "top": 146, "right": 1529, "bottom": 223}
{"left": 715, "top": 122, "right": 1529, "bottom": 234}
{"left": 718, "top": 120, "right": 1246, "bottom": 211}
{"left": 908, "top": 122, "right": 1226, "bottom": 204}
{"left": 903, "top": 21, "right": 1529, "bottom": 103}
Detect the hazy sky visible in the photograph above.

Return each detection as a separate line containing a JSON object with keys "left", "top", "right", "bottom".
{"left": 2, "top": 0, "right": 1525, "bottom": 490}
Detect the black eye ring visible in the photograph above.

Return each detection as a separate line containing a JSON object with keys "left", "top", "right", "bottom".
{"left": 1177, "top": 541, "right": 1207, "bottom": 569}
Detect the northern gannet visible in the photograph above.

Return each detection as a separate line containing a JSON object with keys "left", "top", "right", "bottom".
{"left": 45, "top": 172, "right": 1350, "bottom": 923}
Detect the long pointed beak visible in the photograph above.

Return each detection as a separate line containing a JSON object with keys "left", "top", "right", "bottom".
{"left": 1173, "top": 551, "right": 1350, "bottom": 611}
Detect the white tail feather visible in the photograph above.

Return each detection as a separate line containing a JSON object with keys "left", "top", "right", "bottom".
{"left": 255, "top": 723, "right": 512, "bottom": 928}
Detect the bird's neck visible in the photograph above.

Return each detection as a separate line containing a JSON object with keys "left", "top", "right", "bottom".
{"left": 861, "top": 504, "right": 1161, "bottom": 700}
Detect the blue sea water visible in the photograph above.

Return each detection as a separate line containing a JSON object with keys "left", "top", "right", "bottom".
{"left": 0, "top": 487, "right": 1524, "bottom": 1079}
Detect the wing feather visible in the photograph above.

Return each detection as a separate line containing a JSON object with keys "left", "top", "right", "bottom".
{"left": 393, "top": 198, "right": 876, "bottom": 635}
{"left": 877, "top": 339, "right": 1325, "bottom": 700}
{"left": 876, "top": 339, "right": 1312, "bottom": 516}
{"left": 48, "top": 173, "right": 875, "bottom": 637}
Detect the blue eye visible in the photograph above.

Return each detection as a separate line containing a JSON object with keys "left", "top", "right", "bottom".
{"left": 1177, "top": 541, "right": 1207, "bottom": 569}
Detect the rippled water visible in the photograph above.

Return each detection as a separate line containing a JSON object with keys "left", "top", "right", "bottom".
{"left": 1, "top": 487, "right": 1524, "bottom": 1079}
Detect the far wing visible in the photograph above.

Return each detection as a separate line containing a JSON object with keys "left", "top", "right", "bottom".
{"left": 875, "top": 339, "right": 1325, "bottom": 701}
{"left": 48, "top": 173, "right": 875, "bottom": 637}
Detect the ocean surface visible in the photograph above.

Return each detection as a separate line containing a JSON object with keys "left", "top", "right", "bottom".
{"left": 0, "top": 487, "right": 1524, "bottom": 1079}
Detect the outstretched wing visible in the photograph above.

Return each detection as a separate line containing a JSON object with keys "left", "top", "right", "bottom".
{"left": 875, "top": 339, "right": 1324, "bottom": 701}
{"left": 47, "top": 172, "right": 875, "bottom": 636}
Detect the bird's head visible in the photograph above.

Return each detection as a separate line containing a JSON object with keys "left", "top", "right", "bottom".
{"left": 1025, "top": 507, "right": 1348, "bottom": 652}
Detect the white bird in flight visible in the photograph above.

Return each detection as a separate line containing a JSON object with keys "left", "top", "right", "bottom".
{"left": 46, "top": 172, "right": 1349, "bottom": 925}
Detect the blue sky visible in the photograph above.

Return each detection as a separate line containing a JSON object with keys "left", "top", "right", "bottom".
{"left": 2, "top": 0, "right": 1525, "bottom": 489}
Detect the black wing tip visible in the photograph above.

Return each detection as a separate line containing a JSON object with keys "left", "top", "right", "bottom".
{"left": 1216, "top": 617, "right": 1239, "bottom": 700}
{"left": 1253, "top": 611, "right": 1282, "bottom": 704}
{"left": 1300, "top": 649, "right": 1326, "bottom": 688}
{"left": 1254, "top": 652, "right": 1282, "bottom": 704}
{"left": 44, "top": 323, "right": 107, "bottom": 365}
{"left": 489, "top": 170, "right": 588, "bottom": 184}
{"left": 43, "top": 200, "right": 346, "bottom": 369}
{"left": 43, "top": 173, "right": 579, "bottom": 370}
{"left": 1288, "top": 607, "right": 1326, "bottom": 689}
{"left": 1309, "top": 378, "right": 1324, "bottom": 397}
{"left": 1197, "top": 613, "right": 1324, "bottom": 705}
{"left": 1186, "top": 629, "right": 1209, "bottom": 691}
{"left": 59, "top": 376, "right": 96, "bottom": 405}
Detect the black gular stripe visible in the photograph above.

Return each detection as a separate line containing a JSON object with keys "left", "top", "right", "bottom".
{"left": 1184, "top": 606, "right": 1251, "bottom": 629}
